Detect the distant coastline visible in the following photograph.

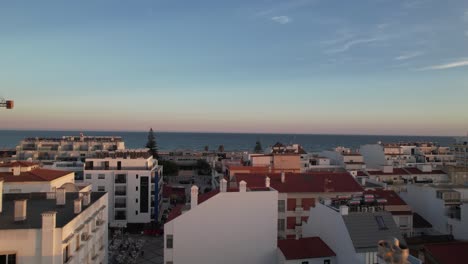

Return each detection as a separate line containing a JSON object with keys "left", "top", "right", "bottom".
{"left": 0, "top": 130, "right": 456, "bottom": 152}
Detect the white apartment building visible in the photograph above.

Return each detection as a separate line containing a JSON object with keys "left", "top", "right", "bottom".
{"left": 164, "top": 183, "right": 278, "bottom": 264}
{"left": 321, "top": 147, "right": 366, "bottom": 171}
{"left": 83, "top": 149, "right": 163, "bottom": 227}
{"left": 15, "top": 134, "right": 125, "bottom": 161}
{"left": 0, "top": 161, "right": 76, "bottom": 193}
{"left": 0, "top": 181, "right": 108, "bottom": 264}
{"left": 453, "top": 137, "right": 468, "bottom": 168}
{"left": 42, "top": 160, "right": 85, "bottom": 181}
{"left": 400, "top": 184, "right": 468, "bottom": 240}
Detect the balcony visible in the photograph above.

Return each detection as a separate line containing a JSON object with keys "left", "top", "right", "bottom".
{"left": 115, "top": 175, "right": 127, "bottom": 184}
{"left": 115, "top": 212, "right": 126, "bottom": 220}
{"left": 446, "top": 208, "right": 461, "bottom": 220}
{"left": 115, "top": 202, "right": 126, "bottom": 208}
{"left": 115, "top": 190, "right": 126, "bottom": 196}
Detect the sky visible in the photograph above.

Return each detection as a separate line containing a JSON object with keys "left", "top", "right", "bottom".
{"left": 1, "top": 0, "right": 468, "bottom": 136}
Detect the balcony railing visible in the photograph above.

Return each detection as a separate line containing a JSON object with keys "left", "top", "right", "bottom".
{"left": 115, "top": 191, "right": 126, "bottom": 196}
{"left": 115, "top": 203, "right": 126, "bottom": 208}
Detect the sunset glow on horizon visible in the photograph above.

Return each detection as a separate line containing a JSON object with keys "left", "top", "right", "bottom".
{"left": 1, "top": 0, "right": 468, "bottom": 136}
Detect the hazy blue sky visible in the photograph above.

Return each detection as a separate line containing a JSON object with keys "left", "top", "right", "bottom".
{"left": 1, "top": 0, "right": 468, "bottom": 135}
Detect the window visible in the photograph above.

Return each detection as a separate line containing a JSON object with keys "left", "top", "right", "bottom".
{"left": 324, "top": 260, "right": 331, "bottom": 264}
{"left": 136, "top": 198, "right": 138, "bottom": 203}
{"left": 136, "top": 210, "right": 139, "bottom": 215}
{"left": 140, "top": 177, "right": 149, "bottom": 213}
{"left": 0, "top": 254, "right": 16, "bottom": 264}
{"left": 136, "top": 174, "right": 139, "bottom": 179}
{"left": 97, "top": 186, "right": 105, "bottom": 192}
{"left": 166, "top": 235, "right": 173, "bottom": 248}
{"left": 278, "top": 219, "right": 285, "bottom": 231}
{"left": 63, "top": 245, "right": 70, "bottom": 263}
{"left": 98, "top": 174, "right": 105, "bottom": 179}
{"left": 278, "top": 200, "right": 285, "bottom": 212}
{"left": 75, "top": 234, "right": 80, "bottom": 251}
{"left": 85, "top": 174, "right": 92, "bottom": 180}
{"left": 136, "top": 186, "right": 138, "bottom": 191}
{"left": 375, "top": 216, "right": 388, "bottom": 230}
{"left": 301, "top": 262, "right": 309, "bottom": 264}
{"left": 399, "top": 216, "right": 409, "bottom": 228}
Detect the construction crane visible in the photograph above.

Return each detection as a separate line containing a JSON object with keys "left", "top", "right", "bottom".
{"left": 0, "top": 97, "right": 14, "bottom": 109}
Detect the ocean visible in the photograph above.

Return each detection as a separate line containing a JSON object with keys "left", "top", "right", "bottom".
{"left": 0, "top": 130, "right": 455, "bottom": 152}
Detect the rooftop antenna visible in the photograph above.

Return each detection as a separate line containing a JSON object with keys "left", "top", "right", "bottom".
{"left": 0, "top": 97, "right": 14, "bottom": 109}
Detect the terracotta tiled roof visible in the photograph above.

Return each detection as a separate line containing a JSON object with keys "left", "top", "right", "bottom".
{"left": 234, "top": 172, "right": 363, "bottom": 193}
{"left": 0, "top": 168, "right": 72, "bottom": 182}
{"left": 425, "top": 242, "right": 468, "bottom": 264}
{"left": 363, "top": 190, "right": 407, "bottom": 206}
{"left": 404, "top": 168, "right": 446, "bottom": 175}
{"left": 367, "top": 169, "right": 409, "bottom": 175}
{"left": 0, "top": 161, "right": 38, "bottom": 168}
{"left": 278, "top": 237, "right": 336, "bottom": 260}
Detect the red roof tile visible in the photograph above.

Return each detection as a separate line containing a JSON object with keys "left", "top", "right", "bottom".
{"left": 425, "top": 242, "right": 468, "bottom": 264}
{"left": 363, "top": 190, "right": 407, "bottom": 206}
{"left": 0, "top": 168, "right": 72, "bottom": 182}
{"left": 0, "top": 161, "right": 39, "bottom": 168}
{"left": 367, "top": 169, "right": 409, "bottom": 175}
{"left": 278, "top": 237, "right": 336, "bottom": 260}
{"left": 404, "top": 168, "right": 447, "bottom": 175}
{"left": 166, "top": 204, "right": 184, "bottom": 222}
{"left": 234, "top": 172, "right": 363, "bottom": 193}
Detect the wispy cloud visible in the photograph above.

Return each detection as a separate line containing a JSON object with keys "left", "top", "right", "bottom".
{"left": 419, "top": 59, "right": 468, "bottom": 70}
{"left": 271, "top": 16, "right": 291, "bottom": 25}
{"left": 325, "top": 37, "right": 385, "bottom": 53}
{"left": 256, "top": 0, "right": 318, "bottom": 17}
{"left": 395, "top": 51, "right": 424, "bottom": 60}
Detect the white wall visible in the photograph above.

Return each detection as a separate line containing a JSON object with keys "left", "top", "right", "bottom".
{"left": 399, "top": 185, "right": 449, "bottom": 235}
{"left": 360, "top": 145, "right": 385, "bottom": 169}
{"left": 303, "top": 203, "right": 360, "bottom": 264}
{"left": 165, "top": 190, "right": 278, "bottom": 264}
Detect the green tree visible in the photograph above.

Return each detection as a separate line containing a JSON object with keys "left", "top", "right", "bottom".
{"left": 254, "top": 140, "right": 263, "bottom": 153}
{"left": 218, "top": 144, "right": 225, "bottom": 152}
{"left": 196, "top": 159, "right": 212, "bottom": 175}
{"left": 160, "top": 160, "right": 179, "bottom": 176}
{"left": 145, "top": 128, "right": 159, "bottom": 159}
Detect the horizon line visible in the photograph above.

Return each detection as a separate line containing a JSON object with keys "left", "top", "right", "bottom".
{"left": 0, "top": 128, "right": 459, "bottom": 138}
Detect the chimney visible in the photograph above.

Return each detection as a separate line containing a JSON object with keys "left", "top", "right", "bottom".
{"left": 12, "top": 166, "right": 21, "bottom": 176}
{"left": 361, "top": 177, "right": 366, "bottom": 186}
{"left": 74, "top": 198, "right": 82, "bottom": 214}
{"left": 56, "top": 187, "right": 66, "bottom": 206}
{"left": 281, "top": 171, "right": 286, "bottom": 183}
{"left": 191, "top": 185, "right": 199, "bottom": 209}
{"left": 239, "top": 180, "right": 247, "bottom": 192}
{"left": 265, "top": 176, "right": 270, "bottom": 188}
{"left": 41, "top": 211, "right": 57, "bottom": 263}
{"left": 83, "top": 191, "right": 91, "bottom": 206}
{"left": 220, "top": 179, "right": 227, "bottom": 192}
{"left": 0, "top": 179, "right": 3, "bottom": 213}
{"left": 14, "top": 199, "right": 27, "bottom": 221}
{"left": 339, "top": 205, "right": 349, "bottom": 216}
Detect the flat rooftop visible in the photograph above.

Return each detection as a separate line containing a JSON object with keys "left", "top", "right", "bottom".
{"left": 22, "top": 136, "right": 123, "bottom": 143}
{"left": 0, "top": 192, "right": 106, "bottom": 230}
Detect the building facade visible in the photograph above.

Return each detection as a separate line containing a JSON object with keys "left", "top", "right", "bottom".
{"left": 15, "top": 134, "right": 125, "bottom": 161}
{"left": 0, "top": 184, "right": 108, "bottom": 264}
{"left": 164, "top": 183, "right": 278, "bottom": 264}
{"left": 83, "top": 149, "right": 163, "bottom": 227}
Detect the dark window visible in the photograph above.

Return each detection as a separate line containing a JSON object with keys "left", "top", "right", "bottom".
{"left": 85, "top": 174, "right": 92, "bottom": 180}
{"left": 117, "top": 161, "right": 122, "bottom": 170}
{"left": 324, "top": 260, "right": 330, "bottom": 264}
{"left": 63, "top": 245, "right": 70, "bottom": 263}
{"left": 136, "top": 174, "right": 139, "bottom": 179}
{"left": 301, "top": 261, "right": 309, "bottom": 264}
{"left": 7, "top": 254, "right": 16, "bottom": 264}
{"left": 136, "top": 198, "right": 138, "bottom": 203}
{"left": 136, "top": 186, "right": 138, "bottom": 191}
{"left": 98, "top": 174, "right": 105, "bottom": 179}
{"left": 166, "top": 235, "right": 173, "bottom": 248}
{"left": 140, "top": 176, "right": 149, "bottom": 213}
{"left": 375, "top": 216, "right": 388, "bottom": 230}
{"left": 136, "top": 210, "right": 138, "bottom": 215}
{"left": 98, "top": 186, "right": 105, "bottom": 192}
